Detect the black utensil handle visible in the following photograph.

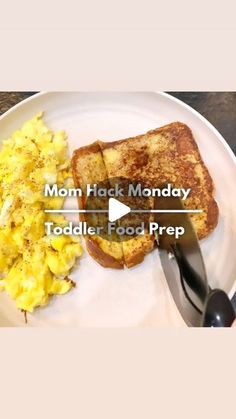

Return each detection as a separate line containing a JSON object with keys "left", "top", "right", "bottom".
{"left": 201, "top": 289, "right": 235, "bottom": 327}
{"left": 171, "top": 243, "right": 208, "bottom": 303}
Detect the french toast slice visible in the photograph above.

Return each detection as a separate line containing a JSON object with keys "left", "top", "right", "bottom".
{"left": 99, "top": 122, "right": 219, "bottom": 241}
{"left": 122, "top": 235, "right": 155, "bottom": 268}
{"left": 72, "top": 142, "right": 124, "bottom": 269}
{"left": 72, "top": 122, "right": 219, "bottom": 269}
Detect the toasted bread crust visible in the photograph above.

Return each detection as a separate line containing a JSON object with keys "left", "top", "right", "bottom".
{"left": 72, "top": 141, "right": 125, "bottom": 269}
{"left": 99, "top": 122, "right": 219, "bottom": 240}
{"left": 86, "top": 237, "right": 124, "bottom": 269}
{"left": 71, "top": 143, "right": 99, "bottom": 222}
{"left": 72, "top": 122, "right": 219, "bottom": 269}
{"left": 122, "top": 234, "right": 155, "bottom": 268}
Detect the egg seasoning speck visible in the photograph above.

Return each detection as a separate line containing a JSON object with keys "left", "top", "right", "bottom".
{"left": 0, "top": 113, "right": 82, "bottom": 314}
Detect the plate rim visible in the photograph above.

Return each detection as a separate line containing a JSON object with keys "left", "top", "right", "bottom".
{"left": 0, "top": 91, "right": 235, "bottom": 300}
{"left": 1, "top": 90, "right": 235, "bottom": 167}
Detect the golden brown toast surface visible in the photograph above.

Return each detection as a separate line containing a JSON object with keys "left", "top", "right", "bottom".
{"left": 99, "top": 122, "right": 219, "bottom": 240}
{"left": 72, "top": 122, "right": 219, "bottom": 269}
{"left": 72, "top": 142, "right": 124, "bottom": 269}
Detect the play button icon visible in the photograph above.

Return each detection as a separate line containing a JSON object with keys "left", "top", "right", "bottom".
{"left": 108, "top": 198, "right": 131, "bottom": 222}
{"left": 85, "top": 177, "right": 151, "bottom": 242}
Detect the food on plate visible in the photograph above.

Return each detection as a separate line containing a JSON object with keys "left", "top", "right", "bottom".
{"left": 0, "top": 113, "right": 82, "bottom": 314}
{"left": 72, "top": 122, "right": 219, "bottom": 268}
{"left": 72, "top": 142, "right": 124, "bottom": 269}
{"left": 100, "top": 122, "right": 219, "bottom": 239}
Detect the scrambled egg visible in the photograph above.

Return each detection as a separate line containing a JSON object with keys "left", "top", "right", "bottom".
{"left": 0, "top": 113, "right": 82, "bottom": 313}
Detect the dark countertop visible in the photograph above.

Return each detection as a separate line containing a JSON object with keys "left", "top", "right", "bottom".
{"left": 169, "top": 92, "right": 236, "bottom": 156}
{"left": 0, "top": 92, "right": 235, "bottom": 309}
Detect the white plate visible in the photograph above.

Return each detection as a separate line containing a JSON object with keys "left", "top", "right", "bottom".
{"left": 0, "top": 92, "right": 235, "bottom": 327}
